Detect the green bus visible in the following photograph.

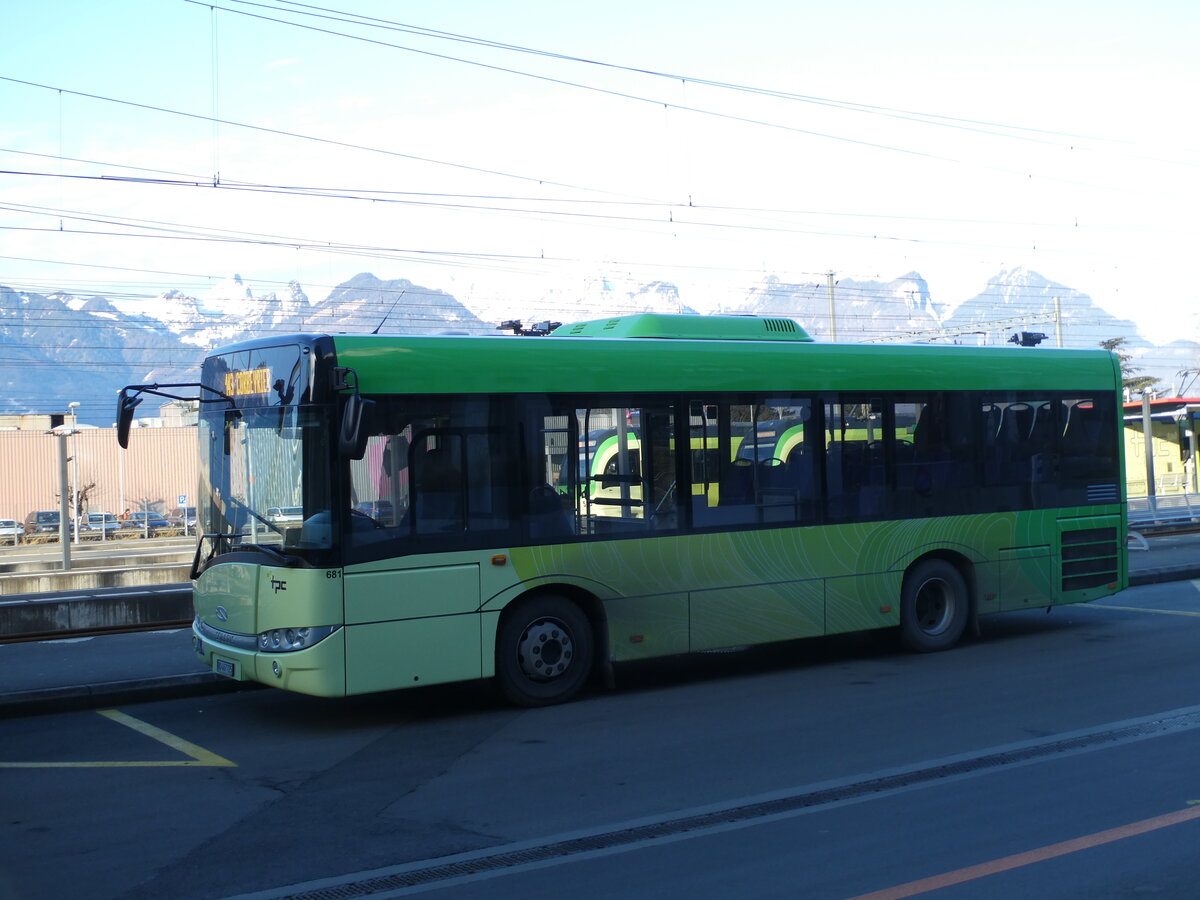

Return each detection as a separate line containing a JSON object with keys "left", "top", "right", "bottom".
{"left": 117, "top": 313, "right": 1127, "bottom": 706}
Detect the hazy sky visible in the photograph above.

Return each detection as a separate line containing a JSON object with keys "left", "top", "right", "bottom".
{"left": 3, "top": 0, "right": 1198, "bottom": 348}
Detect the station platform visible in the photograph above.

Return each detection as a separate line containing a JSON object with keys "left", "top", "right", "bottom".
{"left": 2, "top": 532, "right": 1198, "bottom": 717}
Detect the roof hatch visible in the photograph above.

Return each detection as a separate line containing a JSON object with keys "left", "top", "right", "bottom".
{"left": 552, "top": 313, "right": 813, "bottom": 342}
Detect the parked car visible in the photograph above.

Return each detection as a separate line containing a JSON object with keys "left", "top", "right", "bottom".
{"left": 0, "top": 518, "right": 21, "bottom": 545}
{"left": 265, "top": 506, "right": 304, "bottom": 525}
{"left": 77, "top": 512, "right": 120, "bottom": 539}
{"left": 354, "top": 500, "right": 396, "bottom": 525}
{"left": 24, "top": 510, "right": 61, "bottom": 538}
{"left": 167, "top": 506, "right": 197, "bottom": 531}
{"left": 121, "top": 511, "right": 174, "bottom": 535}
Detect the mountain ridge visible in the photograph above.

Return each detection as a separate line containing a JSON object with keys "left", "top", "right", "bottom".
{"left": 4, "top": 268, "right": 1195, "bottom": 425}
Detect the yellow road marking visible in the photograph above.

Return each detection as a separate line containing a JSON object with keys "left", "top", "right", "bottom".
{"left": 1082, "top": 604, "right": 1200, "bottom": 618}
{"left": 0, "top": 709, "right": 236, "bottom": 768}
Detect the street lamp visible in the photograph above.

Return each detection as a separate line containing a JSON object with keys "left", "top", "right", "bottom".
{"left": 47, "top": 418, "right": 80, "bottom": 572}
{"left": 67, "top": 401, "right": 81, "bottom": 544}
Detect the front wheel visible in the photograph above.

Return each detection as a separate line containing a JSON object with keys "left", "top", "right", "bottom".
{"left": 496, "top": 595, "right": 594, "bottom": 707}
{"left": 899, "top": 559, "right": 969, "bottom": 652}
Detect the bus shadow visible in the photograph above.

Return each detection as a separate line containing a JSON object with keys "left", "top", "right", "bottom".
{"left": 236, "top": 611, "right": 1093, "bottom": 723}
{"left": 608, "top": 629, "right": 902, "bottom": 697}
{"left": 606, "top": 609, "right": 1093, "bottom": 700}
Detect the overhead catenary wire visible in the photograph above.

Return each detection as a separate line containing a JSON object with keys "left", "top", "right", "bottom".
{"left": 3, "top": 3, "right": 1194, "bottom": 404}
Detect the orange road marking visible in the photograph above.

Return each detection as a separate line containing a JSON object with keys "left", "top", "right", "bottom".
{"left": 848, "top": 805, "right": 1200, "bottom": 900}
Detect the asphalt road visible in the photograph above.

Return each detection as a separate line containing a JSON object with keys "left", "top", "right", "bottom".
{"left": 3, "top": 576, "right": 1200, "bottom": 900}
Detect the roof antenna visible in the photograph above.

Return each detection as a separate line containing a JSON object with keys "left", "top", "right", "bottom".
{"left": 372, "top": 290, "right": 405, "bottom": 335}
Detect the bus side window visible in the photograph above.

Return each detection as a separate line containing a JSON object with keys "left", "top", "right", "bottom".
{"left": 693, "top": 397, "right": 815, "bottom": 527}
{"left": 528, "top": 408, "right": 578, "bottom": 542}
{"left": 981, "top": 394, "right": 1061, "bottom": 510}
{"left": 412, "top": 433, "right": 464, "bottom": 533}
{"left": 347, "top": 397, "right": 517, "bottom": 550}
{"left": 350, "top": 426, "right": 411, "bottom": 532}
{"left": 1060, "top": 396, "right": 1119, "bottom": 504}
{"left": 826, "top": 398, "right": 886, "bottom": 521}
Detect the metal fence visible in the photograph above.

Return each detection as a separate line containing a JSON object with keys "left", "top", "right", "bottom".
{"left": 0, "top": 427, "right": 199, "bottom": 528}
{"left": 1128, "top": 493, "right": 1200, "bottom": 530}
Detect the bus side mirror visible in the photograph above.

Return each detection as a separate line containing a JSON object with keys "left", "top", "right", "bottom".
{"left": 115, "top": 390, "right": 142, "bottom": 449}
{"left": 339, "top": 394, "right": 374, "bottom": 460}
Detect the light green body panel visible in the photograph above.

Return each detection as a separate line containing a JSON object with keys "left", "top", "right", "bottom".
{"left": 344, "top": 563, "right": 480, "bottom": 623}
{"left": 192, "top": 506, "right": 1123, "bottom": 696}
{"left": 192, "top": 563, "right": 349, "bottom": 697}
{"left": 248, "top": 635, "right": 347, "bottom": 697}
{"left": 345, "top": 616, "right": 482, "bottom": 693}
{"left": 194, "top": 564, "right": 345, "bottom": 635}
{"left": 504, "top": 506, "right": 1124, "bottom": 662}
{"left": 338, "top": 551, "right": 524, "bottom": 688}
{"left": 195, "top": 563, "right": 261, "bottom": 635}
{"left": 342, "top": 560, "right": 485, "bottom": 692}
{"left": 194, "top": 633, "right": 346, "bottom": 698}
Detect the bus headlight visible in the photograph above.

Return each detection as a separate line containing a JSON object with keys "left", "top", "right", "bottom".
{"left": 257, "top": 625, "right": 339, "bottom": 652}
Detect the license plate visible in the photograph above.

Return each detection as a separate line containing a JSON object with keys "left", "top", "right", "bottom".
{"left": 215, "top": 657, "right": 236, "bottom": 678}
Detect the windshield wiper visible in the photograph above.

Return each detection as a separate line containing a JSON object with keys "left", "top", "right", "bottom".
{"left": 238, "top": 542, "right": 301, "bottom": 566}
{"left": 191, "top": 531, "right": 302, "bottom": 580}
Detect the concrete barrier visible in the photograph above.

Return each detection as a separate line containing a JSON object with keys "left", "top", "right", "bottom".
{"left": 1, "top": 585, "right": 193, "bottom": 638}
{"left": 1, "top": 563, "right": 193, "bottom": 596}
{"left": 0, "top": 540, "right": 196, "bottom": 638}
{"left": 0, "top": 551, "right": 193, "bottom": 578}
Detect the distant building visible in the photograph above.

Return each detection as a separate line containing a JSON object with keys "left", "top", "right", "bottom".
{"left": 152, "top": 400, "right": 198, "bottom": 428}
{"left": 0, "top": 411, "right": 79, "bottom": 431}
{"left": 1124, "top": 398, "right": 1200, "bottom": 496}
{"left": 124, "top": 400, "right": 199, "bottom": 431}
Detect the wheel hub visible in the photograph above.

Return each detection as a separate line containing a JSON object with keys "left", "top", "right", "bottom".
{"left": 915, "top": 578, "right": 953, "bottom": 635}
{"left": 516, "top": 618, "right": 574, "bottom": 681}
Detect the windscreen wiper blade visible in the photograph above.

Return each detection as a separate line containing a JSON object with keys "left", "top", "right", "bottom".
{"left": 190, "top": 532, "right": 302, "bottom": 580}
{"left": 238, "top": 542, "right": 302, "bottom": 567}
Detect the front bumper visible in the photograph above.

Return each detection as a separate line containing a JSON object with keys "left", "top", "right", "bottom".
{"left": 192, "top": 618, "right": 347, "bottom": 697}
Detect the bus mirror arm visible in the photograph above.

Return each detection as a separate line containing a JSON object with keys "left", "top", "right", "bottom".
{"left": 116, "top": 382, "right": 232, "bottom": 449}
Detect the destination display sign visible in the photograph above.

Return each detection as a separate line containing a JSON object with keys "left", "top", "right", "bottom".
{"left": 224, "top": 366, "right": 272, "bottom": 398}
{"left": 203, "top": 342, "right": 311, "bottom": 408}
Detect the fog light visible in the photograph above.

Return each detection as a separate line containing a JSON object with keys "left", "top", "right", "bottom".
{"left": 272, "top": 660, "right": 282, "bottom": 678}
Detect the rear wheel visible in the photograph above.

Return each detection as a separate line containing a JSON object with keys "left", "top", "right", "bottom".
{"left": 899, "top": 559, "right": 969, "bottom": 652}
{"left": 496, "top": 595, "right": 594, "bottom": 707}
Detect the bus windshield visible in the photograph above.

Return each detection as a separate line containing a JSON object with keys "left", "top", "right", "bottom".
{"left": 195, "top": 339, "right": 337, "bottom": 565}
{"left": 199, "top": 404, "right": 336, "bottom": 556}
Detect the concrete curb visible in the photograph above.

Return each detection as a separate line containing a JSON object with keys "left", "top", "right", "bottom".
{"left": 1128, "top": 567, "right": 1200, "bottom": 586}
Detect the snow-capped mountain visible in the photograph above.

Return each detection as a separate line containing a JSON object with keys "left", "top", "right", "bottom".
{"left": 941, "top": 268, "right": 1144, "bottom": 348}
{"left": 4, "top": 268, "right": 1197, "bottom": 426}
{"left": 463, "top": 272, "right": 698, "bottom": 329}
{"left": 720, "top": 272, "right": 944, "bottom": 341}
{"left": 105, "top": 275, "right": 315, "bottom": 349}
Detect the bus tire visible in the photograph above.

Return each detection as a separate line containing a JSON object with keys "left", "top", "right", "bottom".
{"left": 496, "top": 595, "right": 594, "bottom": 707}
{"left": 899, "top": 558, "right": 969, "bottom": 652}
